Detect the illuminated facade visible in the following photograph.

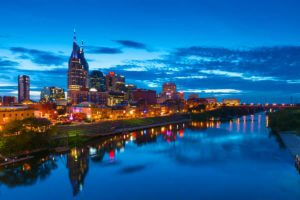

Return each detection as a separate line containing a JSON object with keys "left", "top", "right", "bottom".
{"left": 40, "top": 86, "right": 65, "bottom": 103}
{"left": 89, "top": 70, "right": 106, "bottom": 92}
{"left": 89, "top": 90, "right": 108, "bottom": 105}
{"left": 222, "top": 99, "right": 241, "bottom": 106}
{"left": 163, "top": 82, "right": 176, "bottom": 98}
{"left": 18, "top": 75, "right": 30, "bottom": 103}
{"left": 68, "top": 89, "right": 89, "bottom": 105}
{"left": 0, "top": 106, "right": 36, "bottom": 125}
{"left": 105, "top": 72, "right": 125, "bottom": 92}
{"left": 108, "top": 91, "right": 125, "bottom": 106}
{"left": 159, "top": 82, "right": 184, "bottom": 103}
{"left": 68, "top": 30, "right": 89, "bottom": 103}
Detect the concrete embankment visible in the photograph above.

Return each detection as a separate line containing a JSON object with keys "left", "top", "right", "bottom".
{"left": 279, "top": 132, "right": 300, "bottom": 156}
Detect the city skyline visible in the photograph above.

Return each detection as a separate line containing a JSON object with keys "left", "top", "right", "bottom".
{"left": 1, "top": 0, "right": 300, "bottom": 103}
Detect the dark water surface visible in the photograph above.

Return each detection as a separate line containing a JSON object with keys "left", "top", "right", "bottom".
{"left": 1, "top": 113, "right": 300, "bottom": 200}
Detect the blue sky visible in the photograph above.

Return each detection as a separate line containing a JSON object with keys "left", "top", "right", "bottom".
{"left": 1, "top": 0, "right": 300, "bottom": 103}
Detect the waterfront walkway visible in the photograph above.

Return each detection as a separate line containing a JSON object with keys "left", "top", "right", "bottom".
{"left": 280, "top": 132, "right": 300, "bottom": 156}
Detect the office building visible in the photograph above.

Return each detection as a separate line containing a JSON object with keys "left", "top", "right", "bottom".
{"left": 89, "top": 70, "right": 106, "bottom": 92}
{"left": 40, "top": 86, "right": 65, "bottom": 103}
{"left": 105, "top": 72, "right": 125, "bottom": 92}
{"left": 68, "top": 30, "right": 89, "bottom": 93}
{"left": 18, "top": 75, "right": 30, "bottom": 103}
{"left": 132, "top": 89, "right": 157, "bottom": 105}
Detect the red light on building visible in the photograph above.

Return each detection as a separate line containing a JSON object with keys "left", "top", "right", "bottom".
{"left": 109, "top": 150, "right": 115, "bottom": 159}
{"left": 179, "top": 129, "right": 184, "bottom": 138}
{"left": 109, "top": 71, "right": 115, "bottom": 76}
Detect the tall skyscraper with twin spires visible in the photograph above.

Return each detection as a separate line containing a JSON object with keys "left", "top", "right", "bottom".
{"left": 67, "top": 30, "right": 89, "bottom": 91}
{"left": 67, "top": 30, "right": 89, "bottom": 103}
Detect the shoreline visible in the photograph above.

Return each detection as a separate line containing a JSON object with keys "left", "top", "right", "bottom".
{"left": 0, "top": 107, "right": 264, "bottom": 165}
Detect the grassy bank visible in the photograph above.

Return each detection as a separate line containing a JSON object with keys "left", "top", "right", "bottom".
{"left": 57, "top": 114, "right": 190, "bottom": 137}
{"left": 268, "top": 108, "right": 300, "bottom": 134}
{"left": 0, "top": 114, "right": 189, "bottom": 158}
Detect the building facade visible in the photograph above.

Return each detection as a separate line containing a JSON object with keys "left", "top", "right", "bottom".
{"left": 67, "top": 31, "right": 89, "bottom": 103}
{"left": 2, "top": 96, "right": 17, "bottom": 106}
{"left": 40, "top": 86, "right": 65, "bottom": 103}
{"left": 89, "top": 70, "right": 106, "bottom": 92}
{"left": 105, "top": 72, "right": 125, "bottom": 92}
{"left": 18, "top": 75, "right": 30, "bottom": 103}
{"left": 0, "top": 106, "right": 36, "bottom": 125}
{"left": 107, "top": 91, "right": 125, "bottom": 106}
{"left": 132, "top": 89, "right": 157, "bottom": 105}
{"left": 162, "top": 82, "right": 176, "bottom": 98}
{"left": 222, "top": 99, "right": 241, "bottom": 106}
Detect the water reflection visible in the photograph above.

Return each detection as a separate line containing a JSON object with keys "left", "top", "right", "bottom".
{"left": 0, "top": 155, "right": 57, "bottom": 188}
{"left": 0, "top": 113, "right": 299, "bottom": 199}
{"left": 67, "top": 148, "right": 89, "bottom": 196}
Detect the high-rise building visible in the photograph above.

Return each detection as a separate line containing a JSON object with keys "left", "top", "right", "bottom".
{"left": 132, "top": 89, "right": 157, "bottom": 105}
{"left": 18, "top": 75, "right": 30, "bottom": 103}
{"left": 67, "top": 30, "right": 89, "bottom": 92}
{"left": 124, "top": 84, "right": 137, "bottom": 100}
{"left": 67, "top": 30, "right": 90, "bottom": 105}
{"left": 89, "top": 70, "right": 106, "bottom": 92}
{"left": 162, "top": 82, "right": 176, "bottom": 98}
{"left": 40, "top": 86, "right": 65, "bottom": 103}
{"left": 105, "top": 72, "right": 125, "bottom": 92}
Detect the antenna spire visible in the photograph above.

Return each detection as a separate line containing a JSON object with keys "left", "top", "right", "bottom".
{"left": 80, "top": 40, "right": 84, "bottom": 53}
{"left": 73, "top": 28, "right": 76, "bottom": 43}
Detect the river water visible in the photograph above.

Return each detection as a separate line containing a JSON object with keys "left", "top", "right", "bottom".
{"left": 1, "top": 113, "right": 300, "bottom": 200}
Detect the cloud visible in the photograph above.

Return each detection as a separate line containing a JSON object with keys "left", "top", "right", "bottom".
{"left": 85, "top": 46, "right": 123, "bottom": 54}
{"left": 170, "top": 46, "right": 300, "bottom": 80}
{"left": 10, "top": 47, "right": 67, "bottom": 66}
{"left": 175, "top": 75, "right": 207, "bottom": 79}
{"left": 182, "top": 89, "right": 242, "bottom": 94}
{"left": 0, "top": 57, "right": 19, "bottom": 67}
{"left": 114, "top": 40, "right": 149, "bottom": 50}
{"left": 106, "top": 45, "right": 300, "bottom": 102}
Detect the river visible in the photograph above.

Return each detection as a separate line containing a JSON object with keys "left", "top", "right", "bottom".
{"left": 0, "top": 112, "right": 300, "bottom": 199}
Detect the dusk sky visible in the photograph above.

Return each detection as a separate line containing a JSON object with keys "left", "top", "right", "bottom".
{"left": 1, "top": 0, "right": 300, "bottom": 103}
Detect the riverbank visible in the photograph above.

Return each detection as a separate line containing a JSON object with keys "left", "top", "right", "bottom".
{"left": 0, "top": 106, "right": 264, "bottom": 163}
{"left": 57, "top": 114, "right": 190, "bottom": 138}
{"left": 0, "top": 114, "right": 190, "bottom": 162}
{"left": 267, "top": 108, "right": 300, "bottom": 157}
{"left": 268, "top": 108, "right": 300, "bottom": 134}
{"left": 191, "top": 106, "right": 265, "bottom": 121}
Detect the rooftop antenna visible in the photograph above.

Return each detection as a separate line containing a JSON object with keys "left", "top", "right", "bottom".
{"left": 73, "top": 28, "right": 76, "bottom": 43}
{"left": 80, "top": 40, "right": 84, "bottom": 52}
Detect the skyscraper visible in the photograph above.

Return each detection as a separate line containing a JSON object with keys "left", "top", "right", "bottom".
{"left": 68, "top": 30, "right": 89, "bottom": 104}
{"left": 163, "top": 82, "right": 177, "bottom": 96}
{"left": 18, "top": 75, "right": 30, "bottom": 103}
{"left": 67, "top": 30, "right": 89, "bottom": 92}
{"left": 89, "top": 70, "right": 106, "bottom": 92}
{"left": 105, "top": 72, "right": 125, "bottom": 92}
